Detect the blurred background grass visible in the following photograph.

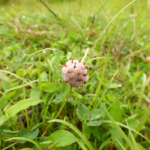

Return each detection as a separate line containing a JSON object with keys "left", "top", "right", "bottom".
{"left": 1, "top": 0, "right": 150, "bottom": 54}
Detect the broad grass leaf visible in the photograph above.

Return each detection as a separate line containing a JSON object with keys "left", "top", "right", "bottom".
{"left": 111, "top": 128, "right": 124, "bottom": 150}
{"left": 31, "top": 123, "right": 43, "bottom": 131}
{"left": 5, "top": 99, "right": 43, "bottom": 118}
{"left": 82, "top": 122, "right": 91, "bottom": 139}
{"left": 6, "top": 90, "right": 16, "bottom": 98}
{"left": 52, "top": 56, "right": 60, "bottom": 64}
{"left": 33, "top": 136, "right": 52, "bottom": 149}
{"left": 30, "top": 88, "right": 40, "bottom": 99}
{"left": 103, "top": 94, "right": 115, "bottom": 101}
{"left": 16, "top": 69, "right": 25, "bottom": 78}
{"left": 52, "top": 93, "right": 64, "bottom": 104}
{"left": 5, "top": 137, "right": 41, "bottom": 150}
{"left": 40, "top": 72, "right": 48, "bottom": 82}
{"left": 87, "top": 120, "right": 102, "bottom": 126}
{"left": 90, "top": 109, "right": 104, "bottom": 120}
{"left": 76, "top": 104, "right": 90, "bottom": 121}
{"left": 0, "top": 73, "right": 10, "bottom": 82}
{"left": 137, "top": 143, "right": 146, "bottom": 150}
{"left": 92, "top": 127, "right": 105, "bottom": 140}
{"left": 49, "top": 130, "right": 78, "bottom": 147}
{"left": 6, "top": 116, "right": 17, "bottom": 126}
{"left": 42, "top": 82, "right": 59, "bottom": 93}
{"left": 0, "top": 115, "right": 8, "bottom": 125}
{"left": 128, "top": 119, "right": 139, "bottom": 130}
{"left": 0, "top": 132, "right": 14, "bottom": 140}
{"left": 17, "top": 129, "right": 39, "bottom": 143}
{"left": 2, "top": 81, "right": 11, "bottom": 90}
{"left": 109, "top": 101, "right": 122, "bottom": 122}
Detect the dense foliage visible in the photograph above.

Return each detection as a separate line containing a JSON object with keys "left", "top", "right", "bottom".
{"left": 0, "top": 0, "right": 150, "bottom": 149}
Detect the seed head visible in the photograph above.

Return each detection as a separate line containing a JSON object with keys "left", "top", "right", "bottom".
{"left": 62, "top": 59, "right": 88, "bottom": 87}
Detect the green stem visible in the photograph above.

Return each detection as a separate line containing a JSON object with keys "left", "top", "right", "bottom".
{"left": 89, "top": 59, "right": 106, "bottom": 108}
{"left": 135, "top": 73, "right": 146, "bottom": 114}
{"left": 41, "top": 86, "right": 71, "bottom": 137}
{"left": 73, "top": 88, "right": 78, "bottom": 118}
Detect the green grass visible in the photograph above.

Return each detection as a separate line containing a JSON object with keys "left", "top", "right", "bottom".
{"left": 0, "top": 0, "right": 150, "bottom": 149}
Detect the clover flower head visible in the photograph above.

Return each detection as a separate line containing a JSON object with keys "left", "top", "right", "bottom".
{"left": 62, "top": 58, "right": 88, "bottom": 87}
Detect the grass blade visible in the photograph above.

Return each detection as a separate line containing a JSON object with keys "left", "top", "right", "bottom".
{"left": 100, "top": 102, "right": 135, "bottom": 149}
{"left": 135, "top": 73, "right": 146, "bottom": 113}
{"left": 5, "top": 137, "right": 41, "bottom": 150}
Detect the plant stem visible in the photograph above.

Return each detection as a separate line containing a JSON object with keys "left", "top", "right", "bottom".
{"left": 41, "top": 85, "right": 71, "bottom": 137}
